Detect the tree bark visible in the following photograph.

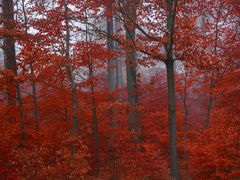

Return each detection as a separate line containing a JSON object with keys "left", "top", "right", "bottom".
{"left": 182, "top": 69, "right": 189, "bottom": 177}
{"left": 61, "top": 82, "right": 69, "bottom": 121}
{"left": 89, "top": 63, "right": 100, "bottom": 176}
{"left": 106, "top": 3, "right": 119, "bottom": 178}
{"left": 30, "top": 64, "right": 39, "bottom": 131}
{"left": 85, "top": 8, "right": 100, "bottom": 175}
{"left": 165, "top": 0, "right": 180, "bottom": 179}
{"left": 21, "top": 0, "right": 39, "bottom": 131}
{"left": 124, "top": 0, "right": 141, "bottom": 143}
{"left": 114, "top": 16, "right": 123, "bottom": 89}
{"left": 2, "top": 0, "right": 16, "bottom": 106}
{"left": 205, "top": 77, "right": 213, "bottom": 128}
{"left": 63, "top": 0, "right": 79, "bottom": 138}
{"left": 3, "top": 0, "right": 26, "bottom": 140}
{"left": 204, "top": 5, "right": 221, "bottom": 128}
{"left": 107, "top": 2, "right": 115, "bottom": 91}
{"left": 166, "top": 60, "right": 180, "bottom": 179}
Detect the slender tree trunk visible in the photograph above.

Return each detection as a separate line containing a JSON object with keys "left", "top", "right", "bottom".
{"left": 84, "top": 9, "right": 100, "bottom": 175}
{"left": 166, "top": 60, "right": 180, "bottom": 179}
{"left": 165, "top": 0, "right": 180, "bottom": 179}
{"left": 106, "top": 3, "right": 119, "bottom": 178}
{"left": 61, "top": 82, "right": 69, "bottom": 121}
{"left": 2, "top": 0, "right": 16, "bottom": 106}
{"left": 16, "top": 83, "right": 26, "bottom": 140}
{"left": 114, "top": 16, "right": 123, "bottom": 89}
{"left": 182, "top": 70, "right": 189, "bottom": 177}
{"left": 30, "top": 64, "right": 39, "bottom": 131}
{"left": 107, "top": 2, "right": 115, "bottom": 91}
{"left": 21, "top": 0, "right": 39, "bottom": 131}
{"left": 205, "top": 6, "right": 221, "bottom": 128}
{"left": 3, "top": 0, "right": 26, "bottom": 140}
{"left": 124, "top": 0, "right": 141, "bottom": 144}
{"left": 63, "top": 0, "right": 79, "bottom": 138}
{"left": 89, "top": 62, "right": 100, "bottom": 176}
{"left": 205, "top": 78, "right": 213, "bottom": 128}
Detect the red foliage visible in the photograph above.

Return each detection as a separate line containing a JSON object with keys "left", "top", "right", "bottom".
{"left": 0, "top": 0, "right": 239, "bottom": 179}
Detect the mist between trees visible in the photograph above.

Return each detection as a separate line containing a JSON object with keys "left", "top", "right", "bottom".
{"left": 0, "top": 0, "right": 239, "bottom": 179}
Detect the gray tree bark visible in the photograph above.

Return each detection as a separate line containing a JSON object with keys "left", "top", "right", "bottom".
{"left": 205, "top": 77, "right": 213, "bottom": 128}
{"left": 124, "top": 0, "right": 141, "bottom": 144}
{"left": 182, "top": 69, "right": 189, "bottom": 178}
{"left": 166, "top": 60, "right": 180, "bottom": 179}
{"left": 89, "top": 61, "right": 100, "bottom": 176}
{"left": 2, "top": 0, "right": 16, "bottom": 106}
{"left": 84, "top": 8, "right": 100, "bottom": 175}
{"left": 2, "top": 0, "right": 26, "bottom": 140}
{"left": 114, "top": 16, "right": 123, "bottom": 89}
{"left": 165, "top": 0, "right": 180, "bottom": 179}
{"left": 107, "top": 2, "right": 115, "bottom": 91}
{"left": 21, "top": 0, "right": 39, "bottom": 131}
{"left": 106, "top": 3, "right": 119, "bottom": 178}
{"left": 61, "top": 82, "right": 69, "bottom": 121}
{"left": 63, "top": 0, "right": 79, "bottom": 138}
{"left": 204, "top": 4, "right": 222, "bottom": 128}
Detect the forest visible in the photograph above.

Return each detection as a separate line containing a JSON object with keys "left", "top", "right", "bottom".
{"left": 0, "top": 0, "right": 239, "bottom": 179}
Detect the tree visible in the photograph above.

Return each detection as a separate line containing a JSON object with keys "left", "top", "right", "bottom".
{"left": 0, "top": 0, "right": 239, "bottom": 179}
{"left": 121, "top": 0, "right": 142, "bottom": 144}
{"left": 20, "top": 0, "right": 39, "bottom": 131}
{"left": 106, "top": 0, "right": 115, "bottom": 91}
{"left": 63, "top": 0, "right": 79, "bottom": 139}
{"left": 164, "top": 0, "right": 180, "bottom": 178}
{"left": 2, "top": 0, "right": 26, "bottom": 140}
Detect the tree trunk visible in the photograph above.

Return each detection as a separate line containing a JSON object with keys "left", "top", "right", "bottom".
{"left": 182, "top": 70, "right": 189, "bottom": 177}
{"left": 84, "top": 9, "right": 100, "bottom": 175}
{"left": 3, "top": 0, "right": 26, "bottom": 140}
{"left": 16, "top": 82, "right": 26, "bottom": 140}
{"left": 165, "top": 0, "right": 180, "bottom": 178}
{"left": 89, "top": 63, "right": 100, "bottom": 176}
{"left": 63, "top": 0, "right": 79, "bottom": 138}
{"left": 21, "top": 0, "right": 39, "bottom": 131}
{"left": 205, "top": 77, "right": 213, "bottom": 128}
{"left": 114, "top": 16, "right": 123, "bottom": 89}
{"left": 124, "top": 0, "right": 141, "bottom": 144}
{"left": 106, "top": 3, "right": 119, "bottom": 178}
{"left": 30, "top": 64, "right": 39, "bottom": 131}
{"left": 2, "top": 0, "right": 16, "bottom": 106}
{"left": 61, "top": 82, "right": 69, "bottom": 121}
{"left": 166, "top": 60, "right": 180, "bottom": 179}
{"left": 107, "top": 2, "right": 115, "bottom": 91}
{"left": 205, "top": 6, "right": 220, "bottom": 128}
